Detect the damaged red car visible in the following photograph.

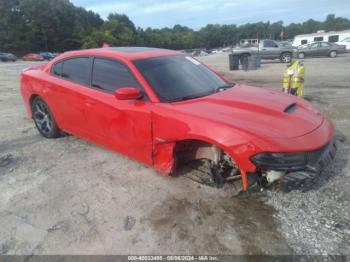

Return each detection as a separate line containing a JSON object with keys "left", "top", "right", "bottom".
{"left": 20, "top": 47, "right": 336, "bottom": 192}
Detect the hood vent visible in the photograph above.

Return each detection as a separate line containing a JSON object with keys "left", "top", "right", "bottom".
{"left": 284, "top": 103, "right": 297, "bottom": 114}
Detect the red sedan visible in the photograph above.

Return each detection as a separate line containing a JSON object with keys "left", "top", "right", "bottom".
{"left": 20, "top": 47, "right": 336, "bottom": 192}
{"left": 22, "top": 53, "right": 45, "bottom": 61}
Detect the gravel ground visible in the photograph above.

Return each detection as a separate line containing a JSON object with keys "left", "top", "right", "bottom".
{"left": 264, "top": 132, "right": 350, "bottom": 255}
{"left": 0, "top": 54, "right": 350, "bottom": 255}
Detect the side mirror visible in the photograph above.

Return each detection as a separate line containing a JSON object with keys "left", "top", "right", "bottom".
{"left": 115, "top": 87, "right": 142, "bottom": 100}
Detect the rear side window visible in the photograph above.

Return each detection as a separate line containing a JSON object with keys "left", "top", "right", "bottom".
{"left": 92, "top": 58, "right": 140, "bottom": 93}
{"left": 61, "top": 57, "right": 91, "bottom": 86}
{"left": 301, "top": 40, "right": 307, "bottom": 44}
{"left": 52, "top": 62, "right": 63, "bottom": 76}
{"left": 328, "top": 35, "right": 339, "bottom": 42}
{"left": 320, "top": 42, "right": 331, "bottom": 47}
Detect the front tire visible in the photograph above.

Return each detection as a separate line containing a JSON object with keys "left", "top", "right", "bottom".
{"left": 298, "top": 52, "right": 305, "bottom": 59}
{"left": 280, "top": 52, "right": 292, "bottom": 63}
{"left": 329, "top": 51, "right": 337, "bottom": 58}
{"left": 31, "top": 97, "right": 60, "bottom": 138}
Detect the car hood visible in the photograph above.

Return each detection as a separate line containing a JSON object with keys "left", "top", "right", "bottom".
{"left": 169, "top": 85, "right": 324, "bottom": 139}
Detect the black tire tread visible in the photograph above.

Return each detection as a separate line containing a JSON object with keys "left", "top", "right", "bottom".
{"left": 31, "top": 96, "right": 61, "bottom": 139}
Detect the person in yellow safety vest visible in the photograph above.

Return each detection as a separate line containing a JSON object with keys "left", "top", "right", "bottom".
{"left": 282, "top": 60, "right": 305, "bottom": 97}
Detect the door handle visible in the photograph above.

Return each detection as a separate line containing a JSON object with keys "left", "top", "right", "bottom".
{"left": 42, "top": 87, "right": 50, "bottom": 94}
{"left": 85, "top": 100, "right": 95, "bottom": 106}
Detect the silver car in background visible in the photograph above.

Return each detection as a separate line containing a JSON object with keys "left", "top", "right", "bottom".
{"left": 297, "top": 41, "right": 346, "bottom": 59}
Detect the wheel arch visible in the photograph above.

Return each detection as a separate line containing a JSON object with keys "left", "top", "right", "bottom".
{"left": 28, "top": 93, "right": 40, "bottom": 117}
{"left": 174, "top": 138, "right": 230, "bottom": 164}
{"left": 29, "top": 94, "right": 61, "bottom": 130}
{"left": 329, "top": 50, "right": 337, "bottom": 57}
{"left": 281, "top": 51, "right": 292, "bottom": 55}
{"left": 153, "top": 134, "right": 243, "bottom": 176}
{"left": 170, "top": 136, "right": 251, "bottom": 190}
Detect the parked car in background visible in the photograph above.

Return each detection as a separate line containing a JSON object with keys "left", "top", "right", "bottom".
{"left": 297, "top": 41, "right": 346, "bottom": 58}
{"left": 0, "top": 52, "right": 17, "bottom": 62}
{"left": 232, "top": 39, "right": 296, "bottom": 63}
{"left": 221, "top": 47, "right": 232, "bottom": 53}
{"left": 192, "top": 49, "right": 208, "bottom": 57}
{"left": 211, "top": 49, "right": 223, "bottom": 54}
{"left": 40, "top": 52, "right": 56, "bottom": 60}
{"left": 336, "top": 37, "right": 350, "bottom": 51}
{"left": 22, "top": 53, "right": 44, "bottom": 61}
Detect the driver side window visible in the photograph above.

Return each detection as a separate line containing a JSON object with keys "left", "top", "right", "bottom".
{"left": 310, "top": 43, "right": 319, "bottom": 49}
{"left": 91, "top": 58, "right": 141, "bottom": 93}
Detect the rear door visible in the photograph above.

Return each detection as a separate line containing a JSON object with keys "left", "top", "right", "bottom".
{"left": 47, "top": 57, "right": 92, "bottom": 137}
{"left": 82, "top": 57, "right": 153, "bottom": 165}
{"left": 318, "top": 42, "right": 331, "bottom": 56}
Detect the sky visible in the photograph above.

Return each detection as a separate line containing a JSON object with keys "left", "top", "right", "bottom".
{"left": 71, "top": 0, "right": 350, "bottom": 29}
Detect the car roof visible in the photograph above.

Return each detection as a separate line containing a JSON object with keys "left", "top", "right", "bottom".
{"left": 60, "top": 47, "right": 182, "bottom": 61}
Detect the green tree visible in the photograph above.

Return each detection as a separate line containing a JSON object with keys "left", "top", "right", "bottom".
{"left": 1, "top": 0, "right": 350, "bottom": 53}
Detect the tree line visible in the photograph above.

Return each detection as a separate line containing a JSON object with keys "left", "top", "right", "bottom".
{"left": 1, "top": 0, "right": 350, "bottom": 53}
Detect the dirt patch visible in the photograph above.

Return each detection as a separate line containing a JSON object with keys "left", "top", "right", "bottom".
{"left": 0, "top": 135, "right": 42, "bottom": 152}
{"left": 145, "top": 195, "right": 291, "bottom": 255}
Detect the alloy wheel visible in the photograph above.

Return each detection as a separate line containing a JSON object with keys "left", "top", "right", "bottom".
{"left": 33, "top": 100, "right": 53, "bottom": 136}
{"left": 281, "top": 54, "right": 291, "bottom": 63}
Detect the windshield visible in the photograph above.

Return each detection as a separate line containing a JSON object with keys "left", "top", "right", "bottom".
{"left": 134, "top": 55, "right": 229, "bottom": 102}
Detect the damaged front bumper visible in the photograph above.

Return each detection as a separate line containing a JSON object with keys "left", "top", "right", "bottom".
{"left": 280, "top": 138, "right": 337, "bottom": 192}
{"left": 255, "top": 138, "right": 337, "bottom": 192}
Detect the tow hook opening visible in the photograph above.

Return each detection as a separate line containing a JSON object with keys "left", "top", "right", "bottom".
{"left": 257, "top": 169, "right": 317, "bottom": 192}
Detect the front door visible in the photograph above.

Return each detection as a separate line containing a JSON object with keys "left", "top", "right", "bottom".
{"left": 83, "top": 57, "right": 153, "bottom": 165}
{"left": 308, "top": 42, "right": 321, "bottom": 57}
{"left": 260, "top": 40, "right": 279, "bottom": 59}
{"left": 47, "top": 57, "right": 93, "bottom": 137}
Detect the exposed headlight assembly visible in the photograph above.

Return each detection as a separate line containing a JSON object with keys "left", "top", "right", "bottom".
{"left": 251, "top": 152, "right": 307, "bottom": 171}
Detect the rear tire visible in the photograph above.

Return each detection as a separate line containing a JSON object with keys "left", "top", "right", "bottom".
{"left": 298, "top": 52, "right": 305, "bottom": 59}
{"left": 280, "top": 52, "right": 292, "bottom": 63}
{"left": 31, "top": 97, "right": 60, "bottom": 138}
{"left": 329, "top": 51, "right": 337, "bottom": 58}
